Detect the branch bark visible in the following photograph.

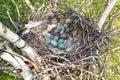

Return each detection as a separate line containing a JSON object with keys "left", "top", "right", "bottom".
{"left": 98, "top": 0, "right": 117, "bottom": 30}
{"left": 0, "top": 44, "right": 32, "bottom": 80}
{"left": 0, "top": 22, "right": 41, "bottom": 70}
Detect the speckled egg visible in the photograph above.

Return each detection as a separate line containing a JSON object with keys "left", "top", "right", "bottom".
{"left": 60, "top": 33, "right": 67, "bottom": 39}
{"left": 58, "top": 39, "right": 64, "bottom": 43}
{"left": 53, "top": 36, "right": 59, "bottom": 41}
{"left": 50, "top": 40, "right": 58, "bottom": 47}
{"left": 58, "top": 43, "right": 65, "bottom": 49}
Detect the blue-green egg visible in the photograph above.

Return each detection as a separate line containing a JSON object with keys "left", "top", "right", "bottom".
{"left": 53, "top": 36, "right": 59, "bottom": 41}
{"left": 58, "top": 39, "right": 64, "bottom": 43}
{"left": 58, "top": 43, "right": 65, "bottom": 49}
{"left": 50, "top": 40, "right": 58, "bottom": 47}
{"left": 60, "top": 33, "right": 67, "bottom": 39}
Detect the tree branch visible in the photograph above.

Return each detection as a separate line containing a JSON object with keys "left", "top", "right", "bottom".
{"left": 0, "top": 44, "right": 32, "bottom": 80}
{"left": 0, "top": 22, "right": 41, "bottom": 70}
{"left": 98, "top": 0, "right": 117, "bottom": 30}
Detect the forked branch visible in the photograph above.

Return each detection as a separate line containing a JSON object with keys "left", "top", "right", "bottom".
{"left": 0, "top": 22, "right": 41, "bottom": 70}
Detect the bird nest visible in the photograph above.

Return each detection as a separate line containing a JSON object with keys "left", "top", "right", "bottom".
{"left": 21, "top": 11, "right": 107, "bottom": 79}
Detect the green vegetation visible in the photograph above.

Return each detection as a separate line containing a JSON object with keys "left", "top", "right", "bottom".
{"left": 0, "top": 71, "right": 22, "bottom": 80}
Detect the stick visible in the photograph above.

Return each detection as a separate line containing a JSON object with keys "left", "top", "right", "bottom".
{"left": 6, "top": 10, "right": 18, "bottom": 30}
{"left": 23, "top": 0, "right": 35, "bottom": 13}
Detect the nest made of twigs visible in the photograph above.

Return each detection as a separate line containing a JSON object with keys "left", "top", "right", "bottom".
{"left": 21, "top": 11, "right": 107, "bottom": 80}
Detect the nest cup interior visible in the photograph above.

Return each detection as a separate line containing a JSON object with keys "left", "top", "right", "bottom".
{"left": 24, "top": 11, "right": 102, "bottom": 64}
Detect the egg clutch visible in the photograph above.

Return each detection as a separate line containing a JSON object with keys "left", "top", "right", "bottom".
{"left": 50, "top": 33, "right": 67, "bottom": 49}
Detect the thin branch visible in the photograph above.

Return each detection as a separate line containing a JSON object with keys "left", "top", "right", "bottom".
{"left": 111, "top": 46, "right": 120, "bottom": 52}
{"left": 6, "top": 10, "right": 18, "bottom": 30}
{"left": 12, "top": 0, "right": 20, "bottom": 22}
{"left": 23, "top": 0, "right": 35, "bottom": 13}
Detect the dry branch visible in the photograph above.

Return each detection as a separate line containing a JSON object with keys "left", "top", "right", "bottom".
{"left": 98, "top": 0, "right": 117, "bottom": 30}
{"left": 23, "top": 0, "right": 35, "bottom": 13}
{"left": 0, "top": 44, "right": 32, "bottom": 80}
{"left": 0, "top": 22, "right": 41, "bottom": 70}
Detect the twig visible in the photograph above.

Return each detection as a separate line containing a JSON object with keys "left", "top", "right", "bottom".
{"left": 111, "top": 46, "right": 120, "bottom": 52}
{"left": 12, "top": 0, "right": 20, "bottom": 22}
{"left": 73, "top": 56, "right": 98, "bottom": 63}
{"left": 35, "top": 3, "right": 45, "bottom": 17}
{"left": 6, "top": 10, "right": 18, "bottom": 30}
{"left": 83, "top": 69, "right": 105, "bottom": 80}
{"left": 52, "top": 0, "right": 60, "bottom": 11}
{"left": 23, "top": 0, "right": 35, "bottom": 13}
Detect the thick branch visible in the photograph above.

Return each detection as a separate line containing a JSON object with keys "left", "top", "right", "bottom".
{"left": 0, "top": 22, "right": 41, "bottom": 69}
{"left": 98, "top": 0, "right": 117, "bottom": 30}
{"left": 0, "top": 45, "right": 32, "bottom": 80}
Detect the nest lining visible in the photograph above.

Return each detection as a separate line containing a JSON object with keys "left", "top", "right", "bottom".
{"left": 21, "top": 11, "right": 106, "bottom": 79}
